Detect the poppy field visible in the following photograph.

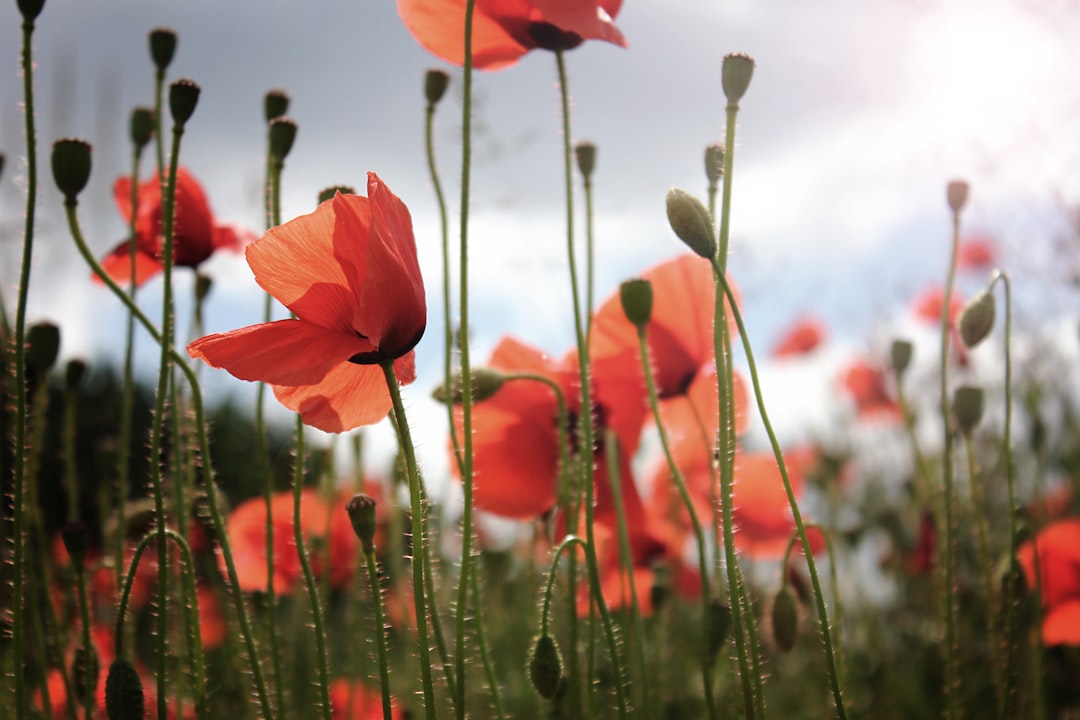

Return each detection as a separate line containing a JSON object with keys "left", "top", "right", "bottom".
{"left": 3, "top": 1, "right": 1080, "bottom": 719}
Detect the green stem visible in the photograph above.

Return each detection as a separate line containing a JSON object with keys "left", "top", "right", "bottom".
{"left": 155, "top": 68, "right": 167, "bottom": 186}
{"left": 12, "top": 17, "right": 40, "bottom": 716}
{"left": 293, "top": 418, "right": 333, "bottom": 720}
{"left": 73, "top": 560, "right": 94, "bottom": 718}
{"left": 554, "top": 47, "right": 627, "bottom": 718}
{"left": 64, "top": 201, "right": 275, "bottom": 720}
{"left": 380, "top": 360, "right": 437, "bottom": 719}
{"left": 583, "top": 172, "right": 596, "bottom": 341}
{"left": 939, "top": 210, "right": 960, "bottom": 720}
{"left": 454, "top": 3, "right": 478, "bottom": 717}
{"left": 363, "top": 547, "right": 394, "bottom": 720}
{"left": 635, "top": 327, "right": 717, "bottom": 718}
{"left": 470, "top": 562, "right": 507, "bottom": 719}
{"left": 711, "top": 261, "right": 849, "bottom": 719}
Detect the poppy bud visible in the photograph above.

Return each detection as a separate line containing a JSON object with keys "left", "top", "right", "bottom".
{"left": 528, "top": 634, "right": 563, "bottom": 700}
{"left": 704, "top": 143, "right": 724, "bottom": 183}
{"left": 890, "top": 339, "right": 913, "bottom": 377}
{"left": 317, "top": 185, "right": 356, "bottom": 205}
{"left": 17, "top": 0, "right": 45, "bottom": 21}
{"left": 959, "top": 288, "right": 995, "bottom": 347}
{"left": 706, "top": 601, "right": 732, "bottom": 663}
{"left": 432, "top": 368, "right": 506, "bottom": 405}
{"left": 666, "top": 188, "right": 716, "bottom": 259}
{"left": 26, "top": 322, "right": 60, "bottom": 376}
{"left": 61, "top": 520, "right": 89, "bottom": 569}
{"left": 770, "top": 586, "right": 799, "bottom": 653}
{"left": 51, "top": 138, "right": 92, "bottom": 202}
{"left": 946, "top": 179, "right": 969, "bottom": 215}
{"left": 619, "top": 278, "right": 653, "bottom": 330}
{"left": 345, "top": 493, "right": 378, "bottom": 553}
{"left": 575, "top": 141, "right": 596, "bottom": 179}
{"left": 169, "top": 79, "right": 200, "bottom": 126}
{"left": 149, "top": 28, "right": 177, "bottom": 71}
{"left": 722, "top": 52, "right": 755, "bottom": 104}
{"left": 953, "top": 385, "right": 984, "bottom": 436}
{"left": 105, "top": 659, "right": 144, "bottom": 720}
{"left": 195, "top": 273, "right": 213, "bottom": 304}
{"left": 129, "top": 107, "right": 155, "bottom": 150}
{"left": 424, "top": 69, "right": 450, "bottom": 105}
{"left": 65, "top": 358, "right": 87, "bottom": 392}
{"left": 264, "top": 89, "right": 290, "bottom": 124}
{"left": 268, "top": 117, "right": 298, "bottom": 161}
{"left": 72, "top": 643, "right": 100, "bottom": 705}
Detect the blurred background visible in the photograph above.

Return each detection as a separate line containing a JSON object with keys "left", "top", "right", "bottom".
{"left": 2, "top": 0, "right": 1079, "bottom": 488}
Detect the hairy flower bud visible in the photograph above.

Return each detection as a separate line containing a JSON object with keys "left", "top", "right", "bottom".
{"left": 105, "top": 659, "right": 145, "bottom": 720}
{"left": 704, "top": 143, "right": 724, "bottom": 183}
{"left": 51, "top": 138, "right": 92, "bottom": 202}
{"left": 959, "top": 288, "right": 995, "bottom": 348}
{"left": 722, "top": 52, "right": 756, "bottom": 104}
{"left": 433, "top": 368, "right": 506, "bottom": 405}
{"left": 424, "top": 69, "right": 450, "bottom": 105}
{"left": 528, "top": 634, "right": 563, "bottom": 700}
{"left": 345, "top": 493, "right": 378, "bottom": 553}
{"left": 666, "top": 188, "right": 716, "bottom": 259}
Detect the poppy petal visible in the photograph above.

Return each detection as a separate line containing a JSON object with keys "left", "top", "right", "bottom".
{"left": 531, "top": 0, "right": 626, "bottom": 46}
{"left": 397, "top": 0, "right": 534, "bottom": 70}
{"left": 94, "top": 242, "right": 165, "bottom": 287}
{"left": 187, "top": 319, "right": 375, "bottom": 387}
{"left": 1042, "top": 600, "right": 1080, "bottom": 646}
{"left": 213, "top": 223, "right": 259, "bottom": 253}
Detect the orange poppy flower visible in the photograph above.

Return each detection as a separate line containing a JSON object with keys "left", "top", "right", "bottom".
{"left": 772, "top": 316, "right": 826, "bottom": 358}
{"left": 840, "top": 358, "right": 900, "bottom": 419}
{"left": 1017, "top": 518, "right": 1080, "bottom": 646}
{"left": 188, "top": 173, "right": 425, "bottom": 433}
{"left": 329, "top": 678, "right": 403, "bottom": 719}
{"left": 98, "top": 167, "right": 256, "bottom": 286}
{"left": 223, "top": 488, "right": 361, "bottom": 594}
{"left": 398, "top": 0, "right": 626, "bottom": 71}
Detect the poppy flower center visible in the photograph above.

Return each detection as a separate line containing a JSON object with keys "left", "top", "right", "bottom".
{"left": 562, "top": 401, "right": 611, "bottom": 457}
{"left": 528, "top": 21, "right": 585, "bottom": 52}
{"left": 347, "top": 327, "right": 426, "bottom": 365}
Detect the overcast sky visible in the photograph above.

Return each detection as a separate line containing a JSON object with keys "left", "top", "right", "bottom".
{"left": 2, "top": 0, "right": 1079, "bottom": 482}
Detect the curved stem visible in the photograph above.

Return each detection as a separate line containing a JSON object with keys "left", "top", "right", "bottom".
{"left": 380, "top": 360, "right": 437, "bottom": 719}
{"left": 12, "top": 18, "right": 40, "bottom": 716}
{"left": 712, "top": 260, "right": 849, "bottom": 719}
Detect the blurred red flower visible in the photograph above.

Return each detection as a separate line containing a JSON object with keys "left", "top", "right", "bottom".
{"left": 98, "top": 167, "right": 256, "bottom": 286}
{"left": 1017, "top": 518, "right": 1080, "bottom": 646}
{"left": 188, "top": 173, "right": 425, "bottom": 433}
{"left": 397, "top": 0, "right": 626, "bottom": 70}
{"left": 330, "top": 678, "right": 403, "bottom": 719}
{"left": 912, "top": 286, "right": 963, "bottom": 326}
{"left": 957, "top": 236, "right": 995, "bottom": 271}
{"left": 224, "top": 488, "right": 364, "bottom": 594}
{"left": 772, "top": 316, "right": 826, "bottom": 358}
{"left": 840, "top": 359, "right": 899, "bottom": 419}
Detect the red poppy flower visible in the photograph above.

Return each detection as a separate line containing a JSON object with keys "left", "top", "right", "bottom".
{"left": 188, "top": 173, "right": 426, "bottom": 433}
{"left": 912, "top": 286, "right": 964, "bottom": 326}
{"left": 461, "top": 335, "right": 647, "bottom": 520}
{"left": 840, "top": 359, "right": 900, "bottom": 419}
{"left": 330, "top": 678, "right": 403, "bottom": 719}
{"left": 223, "top": 488, "right": 361, "bottom": 594}
{"left": 397, "top": 0, "right": 626, "bottom": 71}
{"left": 1017, "top": 518, "right": 1080, "bottom": 646}
{"left": 957, "top": 236, "right": 995, "bottom": 271}
{"left": 772, "top": 316, "right": 826, "bottom": 358}
{"left": 98, "top": 167, "right": 256, "bottom": 286}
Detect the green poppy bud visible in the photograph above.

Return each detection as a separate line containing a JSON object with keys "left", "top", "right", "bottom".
{"left": 169, "top": 78, "right": 200, "bottom": 126}
{"left": 704, "top": 143, "right": 724, "bottom": 183}
{"left": 959, "top": 288, "right": 995, "bottom": 347}
{"left": 619, "top": 278, "right": 653, "bottom": 330}
{"left": 345, "top": 493, "right": 378, "bottom": 553}
{"left": 946, "top": 179, "right": 969, "bottom": 215}
{"left": 575, "top": 141, "right": 596, "bottom": 179}
{"left": 269, "top": 117, "right": 298, "bottom": 161}
{"left": 528, "top": 634, "right": 563, "bottom": 700}
{"left": 953, "top": 385, "right": 984, "bottom": 436}
{"left": 770, "top": 586, "right": 799, "bottom": 653}
{"left": 105, "top": 659, "right": 145, "bottom": 720}
{"left": 264, "top": 89, "right": 290, "bottom": 124}
{"left": 317, "top": 186, "right": 356, "bottom": 205}
{"left": 26, "top": 322, "right": 60, "bottom": 376}
{"left": 148, "top": 28, "right": 177, "bottom": 71}
{"left": 722, "top": 52, "right": 755, "bottom": 104}
{"left": 424, "top": 69, "right": 450, "bottom": 105}
{"left": 432, "top": 368, "right": 506, "bottom": 405}
{"left": 129, "top": 107, "right": 155, "bottom": 150}
{"left": 666, "top": 188, "right": 716, "bottom": 259}
{"left": 51, "top": 138, "right": 92, "bottom": 202}
{"left": 890, "top": 339, "right": 913, "bottom": 377}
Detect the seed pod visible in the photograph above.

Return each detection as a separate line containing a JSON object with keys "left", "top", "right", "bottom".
{"left": 619, "top": 278, "right": 653, "bottom": 330}
{"left": 105, "top": 659, "right": 144, "bottom": 720}
{"left": 317, "top": 186, "right": 356, "bottom": 205}
{"left": 169, "top": 79, "right": 201, "bottom": 126}
{"left": 269, "top": 117, "right": 298, "bottom": 161}
{"left": 575, "top": 142, "right": 596, "bottom": 179}
{"left": 148, "top": 28, "right": 178, "bottom": 71}
{"left": 946, "top": 179, "right": 970, "bottom": 214}
{"left": 424, "top": 69, "right": 450, "bottom": 105}
{"left": 51, "top": 139, "right": 92, "bottom": 202}
{"left": 771, "top": 586, "right": 799, "bottom": 653}
{"left": 129, "top": 107, "right": 155, "bottom": 150}
{"left": 953, "top": 385, "right": 984, "bottom": 436}
{"left": 890, "top": 339, "right": 913, "bottom": 377}
{"left": 722, "top": 52, "right": 756, "bottom": 104}
{"left": 528, "top": 634, "right": 563, "bottom": 700}
{"left": 264, "top": 89, "right": 290, "bottom": 124}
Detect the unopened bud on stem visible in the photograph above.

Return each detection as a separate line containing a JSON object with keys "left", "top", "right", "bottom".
{"left": 666, "top": 188, "right": 716, "bottom": 259}
{"left": 959, "top": 288, "right": 995, "bottom": 347}
{"left": 424, "top": 69, "right": 450, "bottom": 105}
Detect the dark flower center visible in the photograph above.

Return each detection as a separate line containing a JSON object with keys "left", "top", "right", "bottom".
{"left": 529, "top": 21, "right": 584, "bottom": 52}
{"left": 347, "top": 327, "right": 426, "bottom": 365}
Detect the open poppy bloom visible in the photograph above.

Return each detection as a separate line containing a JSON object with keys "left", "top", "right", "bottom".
{"left": 1017, "top": 518, "right": 1080, "bottom": 646}
{"left": 188, "top": 173, "right": 425, "bottom": 433}
{"left": 98, "top": 167, "right": 256, "bottom": 286}
{"left": 772, "top": 316, "right": 826, "bottom": 358}
{"left": 397, "top": 0, "right": 626, "bottom": 70}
